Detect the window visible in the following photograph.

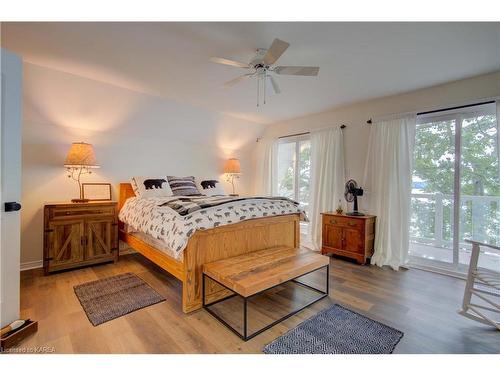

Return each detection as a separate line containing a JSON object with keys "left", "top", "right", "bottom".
{"left": 409, "top": 103, "right": 499, "bottom": 273}
{"left": 277, "top": 135, "right": 311, "bottom": 215}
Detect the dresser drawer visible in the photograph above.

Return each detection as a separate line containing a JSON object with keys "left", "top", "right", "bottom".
{"left": 322, "top": 215, "right": 364, "bottom": 230}
{"left": 49, "top": 206, "right": 115, "bottom": 220}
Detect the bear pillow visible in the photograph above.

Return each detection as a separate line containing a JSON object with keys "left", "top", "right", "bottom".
{"left": 196, "top": 177, "right": 226, "bottom": 196}
{"left": 131, "top": 176, "right": 173, "bottom": 198}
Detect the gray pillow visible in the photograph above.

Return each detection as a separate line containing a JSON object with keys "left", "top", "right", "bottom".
{"left": 167, "top": 176, "right": 202, "bottom": 196}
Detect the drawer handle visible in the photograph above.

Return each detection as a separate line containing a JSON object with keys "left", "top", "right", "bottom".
{"left": 348, "top": 222, "right": 357, "bottom": 227}
{"left": 330, "top": 220, "right": 337, "bottom": 224}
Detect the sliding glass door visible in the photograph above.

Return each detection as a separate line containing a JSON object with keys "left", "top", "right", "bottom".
{"left": 277, "top": 134, "right": 311, "bottom": 245}
{"left": 277, "top": 135, "right": 311, "bottom": 214}
{"left": 409, "top": 103, "right": 499, "bottom": 273}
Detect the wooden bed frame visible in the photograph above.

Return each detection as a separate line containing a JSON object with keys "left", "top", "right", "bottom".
{"left": 118, "top": 183, "right": 300, "bottom": 313}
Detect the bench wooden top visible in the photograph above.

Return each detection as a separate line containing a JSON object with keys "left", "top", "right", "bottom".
{"left": 203, "top": 246, "right": 330, "bottom": 297}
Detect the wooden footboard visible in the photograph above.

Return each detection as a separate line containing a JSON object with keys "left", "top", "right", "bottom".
{"left": 182, "top": 214, "right": 300, "bottom": 312}
{"left": 118, "top": 183, "right": 300, "bottom": 313}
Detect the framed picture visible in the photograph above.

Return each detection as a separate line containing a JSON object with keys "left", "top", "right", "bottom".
{"left": 82, "top": 183, "right": 112, "bottom": 201}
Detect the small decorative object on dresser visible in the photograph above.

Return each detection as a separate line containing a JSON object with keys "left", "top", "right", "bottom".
{"left": 43, "top": 201, "right": 118, "bottom": 274}
{"left": 335, "top": 199, "right": 343, "bottom": 214}
{"left": 82, "top": 183, "right": 112, "bottom": 201}
{"left": 321, "top": 212, "right": 376, "bottom": 265}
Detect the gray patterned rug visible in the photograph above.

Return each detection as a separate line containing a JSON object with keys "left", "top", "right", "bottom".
{"left": 74, "top": 272, "right": 165, "bottom": 326}
{"left": 263, "top": 304, "right": 403, "bottom": 354}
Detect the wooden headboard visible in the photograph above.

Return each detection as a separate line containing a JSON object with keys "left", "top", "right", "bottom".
{"left": 118, "top": 183, "right": 136, "bottom": 212}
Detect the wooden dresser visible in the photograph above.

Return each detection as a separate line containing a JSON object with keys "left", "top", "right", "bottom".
{"left": 43, "top": 201, "right": 118, "bottom": 274}
{"left": 321, "top": 212, "right": 376, "bottom": 264}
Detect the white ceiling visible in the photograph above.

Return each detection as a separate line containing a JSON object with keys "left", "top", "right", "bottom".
{"left": 2, "top": 22, "right": 500, "bottom": 124}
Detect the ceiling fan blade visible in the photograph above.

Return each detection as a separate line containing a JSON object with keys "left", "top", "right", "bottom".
{"left": 223, "top": 73, "right": 253, "bottom": 88}
{"left": 274, "top": 66, "right": 320, "bottom": 76}
{"left": 268, "top": 75, "right": 281, "bottom": 94}
{"left": 263, "top": 38, "right": 290, "bottom": 65}
{"left": 210, "top": 57, "right": 250, "bottom": 69}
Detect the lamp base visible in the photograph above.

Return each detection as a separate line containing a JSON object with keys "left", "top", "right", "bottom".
{"left": 346, "top": 211, "right": 365, "bottom": 216}
{"left": 71, "top": 198, "right": 89, "bottom": 203}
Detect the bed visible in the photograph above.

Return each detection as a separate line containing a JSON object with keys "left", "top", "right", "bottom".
{"left": 118, "top": 183, "right": 302, "bottom": 313}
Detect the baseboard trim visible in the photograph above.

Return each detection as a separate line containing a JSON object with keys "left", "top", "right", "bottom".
{"left": 20, "top": 248, "right": 137, "bottom": 272}
{"left": 120, "top": 248, "right": 137, "bottom": 255}
{"left": 20, "top": 260, "right": 43, "bottom": 271}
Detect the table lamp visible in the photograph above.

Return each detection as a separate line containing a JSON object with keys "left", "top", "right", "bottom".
{"left": 224, "top": 158, "right": 241, "bottom": 196}
{"left": 64, "top": 142, "right": 100, "bottom": 203}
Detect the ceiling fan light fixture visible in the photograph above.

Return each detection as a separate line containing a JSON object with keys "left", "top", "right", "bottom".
{"left": 211, "top": 38, "right": 320, "bottom": 106}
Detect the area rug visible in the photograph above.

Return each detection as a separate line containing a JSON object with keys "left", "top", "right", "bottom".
{"left": 74, "top": 272, "right": 165, "bottom": 326}
{"left": 263, "top": 304, "right": 403, "bottom": 354}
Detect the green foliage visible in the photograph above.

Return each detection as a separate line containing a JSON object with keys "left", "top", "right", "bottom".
{"left": 413, "top": 115, "right": 499, "bottom": 195}
{"left": 410, "top": 114, "right": 499, "bottom": 248}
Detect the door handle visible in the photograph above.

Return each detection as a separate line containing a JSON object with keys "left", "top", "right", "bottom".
{"left": 5, "top": 202, "right": 22, "bottom": 212}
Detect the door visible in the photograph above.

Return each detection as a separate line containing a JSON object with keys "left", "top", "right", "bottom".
{"left": 410, "top": 102, "right": 499, "bottom": 273}
{"left": 85, "top": 217, "right": 114, "bottom": 261}
{"left": 323, "top": 224, "right": 343, "bottom": 250}
{"left": 344, "top": 228, "right": 363, "bottom": 253}
{"left": 0, "top": 49, "right": 22, "bottom": 326}
{"left": 47, "top": 220, "right": 84, "bottom": 269}
{"left": 277, "top": 135, "right": 312, "bottom": 244}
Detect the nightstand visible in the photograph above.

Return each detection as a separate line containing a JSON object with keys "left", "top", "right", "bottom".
{"left": 43, "top": 201, "right": 118, "bottom": 274}
{"left": 321, "top": 212, "right": 376, "bottom": 265}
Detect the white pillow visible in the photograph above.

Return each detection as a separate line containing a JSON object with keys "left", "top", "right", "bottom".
{"left": 131, "top": 176, "right": 173, "bottom": 198}
{"left": 196, "top": 177, "right": 226, "bottom": 196}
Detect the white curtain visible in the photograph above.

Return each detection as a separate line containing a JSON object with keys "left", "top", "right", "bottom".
{"left": 308, "top": 127, "right": 345, "bottom": 250}
{"left": 363, "top": 115, "right": 416, "bottom": 270}
{"left": 496, "top": 100, "right": 500, "bottom": 180}
{"left": 254, "top": 137, "right": 278, "bottom": 196}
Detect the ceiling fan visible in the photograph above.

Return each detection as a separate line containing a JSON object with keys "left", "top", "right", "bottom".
{"left": 210, "top": 38, "right": 320, "bottom": 106}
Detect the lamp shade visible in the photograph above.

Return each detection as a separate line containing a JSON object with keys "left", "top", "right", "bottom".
{"left": 224, "top": 158, "right": 241, "bottom": 174}
{"left": 64, "top": 142, "right": 99, "bottom": 168}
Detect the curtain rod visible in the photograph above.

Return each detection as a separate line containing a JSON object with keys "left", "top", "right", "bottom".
{"left": 278, "top": 125, "right": 346, "bottom": 139}
{"left": 366, "top": 99, "right": 497, "bottom": 124}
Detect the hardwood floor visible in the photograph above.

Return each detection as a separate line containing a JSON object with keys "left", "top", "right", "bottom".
{"left": 16, "top": 253, "right": 499, "bottom": 354}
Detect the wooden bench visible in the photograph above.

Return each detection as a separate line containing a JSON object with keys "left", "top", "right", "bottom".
{"left": 202, "top": 246, "right": 330, "bottom": 340}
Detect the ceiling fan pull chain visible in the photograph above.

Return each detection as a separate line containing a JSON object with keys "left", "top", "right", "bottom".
{"left": 263, "top": 74, "right": 266, "bottom": 105}
{"left": 257, "top": 75, "right": 260, "bottom": 107}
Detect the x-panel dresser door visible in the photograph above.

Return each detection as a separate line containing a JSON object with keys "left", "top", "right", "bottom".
{"left": 48, "top": 220, "right": 84, "bottom": 269}
{"left": 85, "top": 217, "right": 114, "bottom": 261}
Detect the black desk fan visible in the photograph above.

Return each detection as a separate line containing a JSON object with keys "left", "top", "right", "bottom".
{"left": 344, "top": 179, "right": 364, "bottom": 216}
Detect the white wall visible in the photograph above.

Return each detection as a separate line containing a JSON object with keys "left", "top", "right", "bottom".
{"left": 256, "top": 71, "right": 500, "bottom": 211}
{"left": 21, "top": 63, "right": 266, "bottom": 266}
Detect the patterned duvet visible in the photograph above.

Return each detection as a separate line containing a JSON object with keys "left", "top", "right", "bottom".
{"left": 119, "top": 196, "right": 307, "bottom": 259}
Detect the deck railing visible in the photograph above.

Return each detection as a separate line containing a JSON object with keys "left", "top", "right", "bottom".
{"left": 410, "top": 192, "right": 500, "bottom": 249}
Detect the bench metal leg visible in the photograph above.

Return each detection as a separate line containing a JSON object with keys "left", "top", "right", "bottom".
{"left": 203, "top": 265, "right": 330, "bottom": 341}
